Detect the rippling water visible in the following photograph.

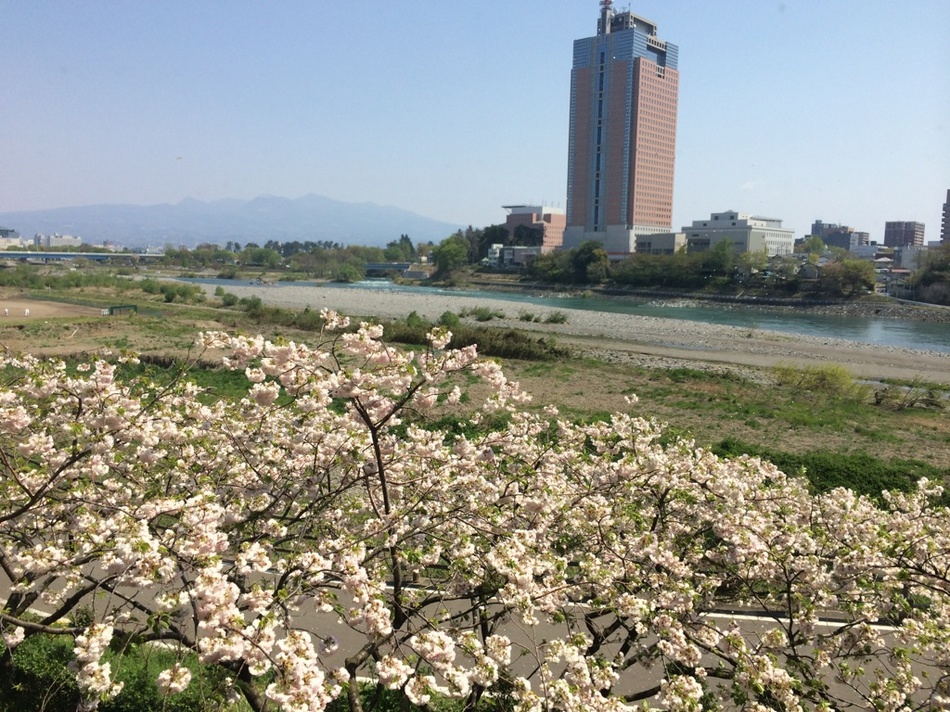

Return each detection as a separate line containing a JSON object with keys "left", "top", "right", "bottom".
{"left": 183, "top": 278, "right": 950, "bottom": 354}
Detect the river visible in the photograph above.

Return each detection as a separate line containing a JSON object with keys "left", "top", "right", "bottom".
{"left": 180, "top": 278, "right": 950, "bottom": 354}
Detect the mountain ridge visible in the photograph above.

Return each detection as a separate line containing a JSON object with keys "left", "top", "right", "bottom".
{"left": 0, "top": 194, "right": 463, "bottom": 249}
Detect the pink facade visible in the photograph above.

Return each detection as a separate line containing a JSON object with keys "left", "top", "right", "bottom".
{"left": 629, "top": 62, "right": 678, "bottom": 228}
{"left": 566, "top": 9, "right": 679, "bottom": 240}
{"left": 505, "top": 209, "right": 566, "bottom": 252}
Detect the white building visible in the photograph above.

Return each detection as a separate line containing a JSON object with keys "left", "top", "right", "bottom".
{"left": 683, "top": 210, "right": 795, "bottom": 256}
{"left": 34, "top": 233, "right": 82, "bottom": 248}
{"left": 634, "top": 232, "right": 687, "bottom": 255}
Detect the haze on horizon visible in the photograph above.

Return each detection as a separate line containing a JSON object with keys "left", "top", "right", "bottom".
{"left": 2, "top": 0, "right": 948, "bottom": 243}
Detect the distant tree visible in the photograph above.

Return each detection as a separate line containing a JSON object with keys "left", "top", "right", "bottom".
{"left": 738, "top": 249, "right": 768, "bottom": 275}
{"left": 513, "top": 224, "right": 543, "bottom": 247}
{"left": 383, "top": 234, "right": 414, "bottom": 262}
{"left": 431, "top": 234, "right": 470, "bottom": 276}
{"left": 239, "top": 246, "right": 282, "bottom": 269}
{"left": 334, "top": 263, "right": 364, "bottom": 283}
{"left": 699, "top": 240, "right": 736, "bottom": 276}
{"left": 803, "top": 235, "right": 826, "bottom": 255}
{"left": 478, "top": 224, "right": 509, "bottom": 260}
{"left": 526, "top": 248, "right": 573, "bottom": 283}
{"left": 818, "top": 259, "right": 875, "bottom": 297}
{"left": 571, "top": 240, "right": 609, "bottom": 283}
{"left": 911, "top": 243, "right": 950, "bottom": 305}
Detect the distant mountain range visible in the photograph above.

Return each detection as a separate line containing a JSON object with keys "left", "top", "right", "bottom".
{"left": 0, "top": 194, "right": 462, "bottom": 249}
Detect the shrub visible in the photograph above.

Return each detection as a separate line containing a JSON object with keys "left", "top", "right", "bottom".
{"left": 773, "top": 362, "right": 868, "bottom": 400}
{"left": 438, "top": 311, "right": 461, "bottom": 329}
{"left": 461, "top": 306, "right": 505, "bottom": 322}
{"left": 405, "top": 310, "right": 429, "bottom": 329}
{"left": 238, "top": 295, "right": 264, "bottom": 317}
{"left": 544, "top": 310, "right": 568, "bottom": 324}
{"left": 220, "top": 292, "right": 239, "bottom": 307}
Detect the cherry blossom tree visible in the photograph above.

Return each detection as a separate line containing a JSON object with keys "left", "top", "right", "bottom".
{"left": 0, "top": 309, "right": 948, "bottom": 711}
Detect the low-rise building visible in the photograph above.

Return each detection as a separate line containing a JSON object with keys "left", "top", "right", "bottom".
{"left": 502, "top": 205, "right": 565, "bottom": 253}
{"left": 634, "top": 232, "right": 686, "bottom": 255}
{"left": 683, "top": 210, "right": 795, "bottom": 256}
{"left": 34, "top": 233, "right": 83, "bottom": 248}
{"left": 0, "top": 227, "right": 24, "bottom": 250}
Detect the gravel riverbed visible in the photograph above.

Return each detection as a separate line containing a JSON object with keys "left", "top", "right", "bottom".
{"left": 198, "top": 283, "right": 950, "bottom": 385}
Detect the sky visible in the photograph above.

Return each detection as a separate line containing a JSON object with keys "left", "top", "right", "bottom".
{"left": 2, "top": 0, "right": 949, "bottom": 243}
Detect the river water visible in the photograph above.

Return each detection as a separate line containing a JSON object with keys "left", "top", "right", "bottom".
{"left": 183, "top": 278, "right": 950, "bottom": 354}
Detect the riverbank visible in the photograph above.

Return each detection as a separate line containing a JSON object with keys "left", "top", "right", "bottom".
{"left": 195, "top": 282, "right": 950, "bottom": 385}
{"left": 464, "top": 277, "right": 950, "bottom": 323}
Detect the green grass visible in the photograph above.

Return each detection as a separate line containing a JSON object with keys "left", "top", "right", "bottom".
{"left": 0, "top": 632, "right": 242, "bottom": 712}
{"left": 712, "top": 437, "right": 950, "bottom": 505}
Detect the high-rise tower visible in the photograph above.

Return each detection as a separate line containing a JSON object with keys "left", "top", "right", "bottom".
{"left": 564, "top": 1, "right": 679, "bottom": 254}
{"left": 941, "top": 189, "right": 949, "bottom": 245}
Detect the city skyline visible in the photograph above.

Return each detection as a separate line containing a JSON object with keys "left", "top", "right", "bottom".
{"left": 1, "top": 1, "right": 948, "bottom": 242}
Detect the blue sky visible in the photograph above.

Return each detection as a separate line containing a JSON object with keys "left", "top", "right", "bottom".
{"left": 2, "top": 1, "right": 948, "bottom": 243}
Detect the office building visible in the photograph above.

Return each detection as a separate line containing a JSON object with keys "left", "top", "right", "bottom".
{"left": 683, "top": 210, "right": 795, "bottom": 256}
{"left": 563, "top": 1, "right": 679, "bottom": 256}
{"left": 942, "top": 189, "right": 949, "bottom": 245}
{"left": 884, "top": 221, "right": 925, "bottom": 248}
{"left": 809, "top": 220, "right": 869, "bottom": 251}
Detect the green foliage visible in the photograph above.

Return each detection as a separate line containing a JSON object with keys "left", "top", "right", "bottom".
{"left": 445, "top": 327, "right": 568, "bottom": 361}
{"left": 803, "top": 235, "right": 826, "bottom": 255}
{"left": 431, "top": 234, "right": 470, "bottom": 276}
{"left": 378, "top": 320, "right": 568, "bottom": 361}
{"left": 438, "top": 311, "right": 461, "bottom": 329}
{"left": 383, "top": 234, "right": 416, "bottom": 262}
{"left": 158, "top": 282, "right": 205, "bottom": 304}
{"left": 405, "top": 310, "right": 429, "bottom": 328}
{"left": 220, "top": 292, "right": 239, "bottom": 307}
{"left": 460, "top": 306, "right": 505, "bottom": 322}
{"left": 0, "top": 633, "right": 238, "bottom": 712}
{"left": 711, "top": 438, "right": 950, "bottom": 504}
{"left": 334, "top": 263, "right": 365, "bottom": 283}
{"left": 543, "top": 310, "right": 568, "bottom": 324}
{"left": 238, "top": 246, "right": 282, "bottom": 269}
{"left": 572, "top": 241, "right": 609, "bottom": 284}
{"left": 0, "top": 633, "right": 78, "bottom": 712}
{"left": 702, "top": 240, "right": 736, "bottom": 274}
{"left": 912, "top": 242, "right": 950, "bottom": 305}
{"left": 773, "top": 362, "right": 868, "bottom": 400}
{"left": 818, "top": 259, "right": 876, "bottom": 297}
{"left": 238, "top": 295, "right": 264, "bottom": 317}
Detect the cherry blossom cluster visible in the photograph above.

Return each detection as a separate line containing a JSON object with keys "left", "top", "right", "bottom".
{"left": 0, "top": 310, "right": 948, "bottom": 711}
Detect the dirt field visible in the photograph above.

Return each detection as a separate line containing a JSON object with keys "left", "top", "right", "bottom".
{"left": 0, "top": 298, "right": 103, "bottom": 320}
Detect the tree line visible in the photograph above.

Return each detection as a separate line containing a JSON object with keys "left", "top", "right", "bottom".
{"left": 525, "top": 240, "right": 878, "bottom": 298}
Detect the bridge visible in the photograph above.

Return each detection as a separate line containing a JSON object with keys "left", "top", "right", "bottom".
{"left": 363, "top": 262, "right": 411, "bottom": 274}
{"left": 0, "top": 251, "right": 163, "bottom": 262}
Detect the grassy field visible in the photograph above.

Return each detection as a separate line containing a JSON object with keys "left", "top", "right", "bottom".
{"left": 2, "top": 281, "right": 948, "bottom": 500}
